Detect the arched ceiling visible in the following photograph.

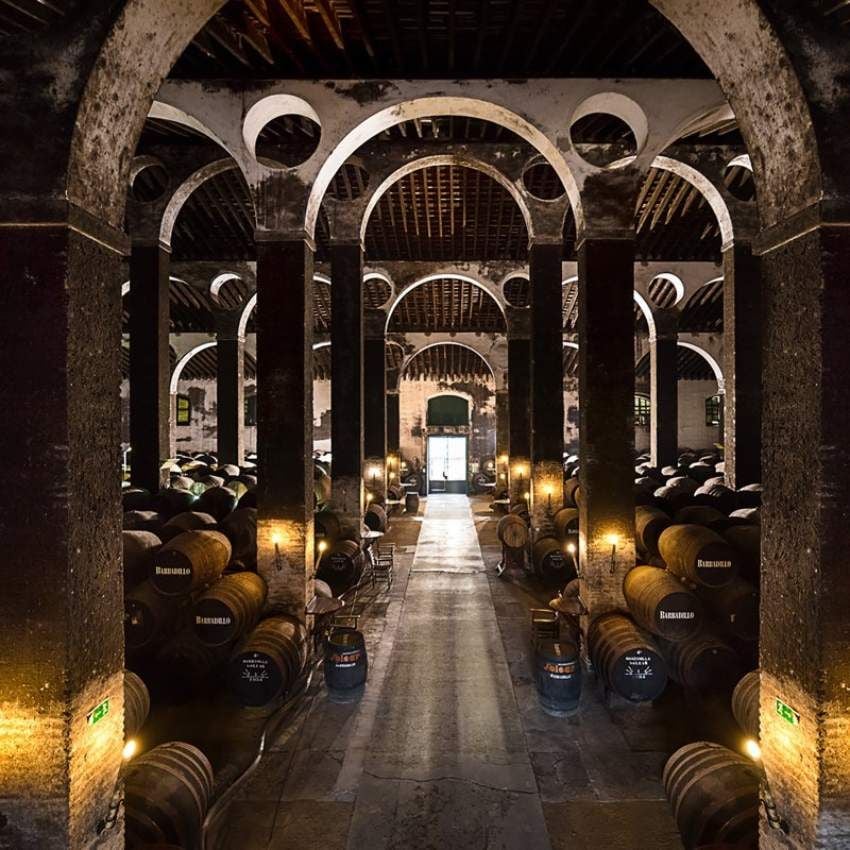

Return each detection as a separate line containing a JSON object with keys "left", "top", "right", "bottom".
{"left": 635, "top": 348, "right": 716, "bottom": 381}
{"left": 402, "top": 344, "right": 492, "bottom": 382}
{"left": 388, "top": 278, "right": 506, "bottom": 333}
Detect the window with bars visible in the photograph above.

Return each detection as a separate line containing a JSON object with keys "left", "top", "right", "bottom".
{"left": 634, "top": 394, "right": 651, "bottom": 428}
{"left": 176, "top": 394, "right": 191, "bottom": 426}
{"left": 706, "top": 395, "right": 722, "bottom": 427}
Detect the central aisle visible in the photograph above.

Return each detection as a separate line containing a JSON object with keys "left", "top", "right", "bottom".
{"left": 345, "top": 495, "right": 552, "bottom": 850}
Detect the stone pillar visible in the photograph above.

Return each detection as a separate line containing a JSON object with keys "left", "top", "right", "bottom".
{"left": 387, "top": 390, "right": 400, "bottom": 456}
{"left": 364, "top": 309, "right": 387, "bottom": 502}
{"left": 650, "top": 309, "right": 679, "bottom": 470}
{"left": 530, "top": 239, "right": 566, "bottom": 531}
{"left": 495, "top": 388, "right": 510, "bottom": 491}
{"left": 330, "top": 240, "right": 364, "bottom": 529}
{"left": 757, "top": 220, "right": 850, "bottom": 850}
{"left": 129, "top": 241, "right": 170, "bottom": 493}
{"left": 255, "top": 235, "right": 314, "bottom": 617}
{"left": 723, "top": 241, "right": 762, "bottom": 487}
{"left": 507, "top": 308, "right": 532, "bottom": 504}
{"left": 215, "top": 310, "right": 245, "bottom": 467}
{"left": 0, "top": 221, "right": 125, "bottom": 849}
{"left": 577, "top": 230, "right": 637, "bottom": 618}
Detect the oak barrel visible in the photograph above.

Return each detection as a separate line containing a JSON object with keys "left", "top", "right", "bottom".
{"left": 623, "top": 566, "right": 703, "bottom": 641}
{"left": 192, "top": 571, "right": 267, "bottom": 646}
{"left": 731, "top": 670, "right": 760, "bottom": 738}
{"left": 498, "top": 514, "right": 529, "bottom": 550}
{"left": 151, "top": 530, "right": 232, "bottom": 596}
{"left": 658, "top": 525, "right": 738, "bottom": 588}
{"left": 124, "top": 669, "right": 150, "bottom": 738}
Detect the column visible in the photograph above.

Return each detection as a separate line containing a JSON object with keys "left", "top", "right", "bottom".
{"left": 129, "top": 241, "right": 170, "bottom": 493}
{"left": 577, "top": 231, "right": 636, "bottom": 618}
{"left": 650, "top": 308, "right": 679, "bottom": 470}
{"left": 255, "top": 235, "right": 314, "bottom": 616}
{"left": 757, "top": 220, "right": 850, "bottom": 849}
{"left": 530, "top": 239, "right": 566, "bottom": 531}
{"left": 215, "top": 310, "right": 245, "bottom": 467}
{"left": 495, "top": 388, "right": 510, "bottom": 491}
{"left": 0, "top": 221, "right": 125, "bottom": 849}
{"left": 723, "top": 241, "right": 762, "bottom": 487}
{"left": 507, "top": 307, "right": 531, "bottom": 504}
{"left": 330, "top": 239, "right": 364, "bottom": 530}
{"left": 364, "top": 309, "right": 386, "bottom": 501}
{"left": 387, "top": 391, "right": 400, "bottom": 456}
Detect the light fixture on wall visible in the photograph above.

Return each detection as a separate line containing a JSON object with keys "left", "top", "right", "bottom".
{"left": 605, "top": 532, "right": 620, "bottom": 574}
{"left": 271, "top": 530, "right": 287, "bottom": 571}
{"left": 565, "top": 541, "right": 579, "bottom": 578}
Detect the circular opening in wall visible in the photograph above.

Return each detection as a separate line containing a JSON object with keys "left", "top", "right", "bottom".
{"left": 131, "top": 163, "right": 169, "bottom": 203}
{"left": 522, "top": 159, "right": 565, "bottom": 201}
{"left": 328, "top": 163, "right": 370, "bottom": 201}
{"left": 365, "top": 274, "right": 392, "bottom": 308}
{"left": 647, "top": 274, "right": 684, "bottom": 309}
{"left": 724, "top": 159, "right": 756, "bottom": 202}
{"left": 255, "top": 114, "right": 321, "bottom": 169}
{"left": 503, "top": 276, "right": 530, "bottom": 308}
{"left": 569, "top": 113, "right": 638, "bottom": 168}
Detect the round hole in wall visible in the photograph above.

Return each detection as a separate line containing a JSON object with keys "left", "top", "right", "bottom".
{"left": 365, "top": 274, "right": 392, "bottom": 308}
{"left": 647, "top": 274, "right": 684, "bottom": 308}
{"left": 724, "top": 158, "right": 756, "bottom": 202}
{"left": 130, "top": 162, "right": 169, "bottom": 203}
{"left": 570, "top": 113, "right": 638, "bottom": 168}
{"left": 522, "top": 159, "right": 565, "bottom": 201}
{"left": 255, "top": 113, "right": 322, "bottom": 169}
{"left": 503, "top": 276, "right": 530, "bottom": 308}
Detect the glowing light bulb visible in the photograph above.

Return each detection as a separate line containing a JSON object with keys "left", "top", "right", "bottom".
{"left": 318, "top": 540, "right": 328, "bottom": 554}
{"left": 366, "top": 493, "right": 373, "bottom": 503}
{"left": 745, "top": 739, "right": 762, "bottom": 761}
{"left": 605, "top": 533, "right": 620, "bottom": 547}
{"left": 271, "top": 532, "right": 283, "bottom": 547}
{"left": 123, "top": 739, "right": 138, "bottom": 761}
{"left": 566, "top": 543, "right": 577, "bottom": 555}
{"left": 524, "top": 491, "right": 531, "bottom": 500}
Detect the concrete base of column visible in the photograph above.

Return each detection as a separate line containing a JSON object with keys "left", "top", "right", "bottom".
{"left": 508, "top": 456, "right": 531, "bottom": 506}
{"left": 531, "top": 460, "right": 565, "bottom": 539}
{"left": 257, "top": 519, "right": 314, "bottom": 619}
{"left": 333, "top": 473, "right": 364, "bottom": 539}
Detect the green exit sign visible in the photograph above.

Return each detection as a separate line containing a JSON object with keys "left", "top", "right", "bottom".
{"left": 86, "top": 698, "right": 110, "bottom": 726}
{"left": 775, "top": 698, "right": 800, "bottom": 726}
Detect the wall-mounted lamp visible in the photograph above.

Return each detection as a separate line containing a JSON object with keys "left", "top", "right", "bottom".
{"left": 366, "top": 493, "right": 373, "bottom": 504}
{"left": 543, "top": 484, "right": 554, "bottom": 512}
{"left": 745, "top": 738, "right": 789, "bottom": 834}
{"left": 271, "top": 531, "right": 287, "bottom": 571}
{"left": 565, "top": 541, "right": 580, "bottom": 578}
{"left": 523, "top": 490, "right": 531, "bottom": 502}
{"left": 122, "top": 739, "right": 138, "bottom": 762}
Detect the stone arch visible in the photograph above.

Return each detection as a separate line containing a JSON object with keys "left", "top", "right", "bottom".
{"left": 306, "top": 96, "right": 582, "bottom": 241}
{"left": 159, "top": 158, "right": 248, "bottom": 248}
{"left": 400, "top": 342, "right": 496, "bottom": 383}
{"left": 385, "top": 273, "right": 506, "bottom": 333}
{"left": 677, "top": 341, "right": 724, "bottom": 392}
{"left": 360, "top": 155, "right": 534, "bottom": 245}
{"left": 170, "top": 341, "right": 217, "bottom": 393}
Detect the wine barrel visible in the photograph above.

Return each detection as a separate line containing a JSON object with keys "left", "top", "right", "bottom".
{"left": 123, "top": 487, "right": 152, "bottom": 512}
{"left": 195, "top": 485, "right": 238, "bottom": 521}
{"left": 218, "top": 507, "right": 258, "bottom": 567}
{"left": 123, "top": 510, "right": 164, "bottom": 535}
{"left": 153, "top": 488, "right": 198, "bottom": 520}
{"left": 736, "top": 485, "right": 762, "bottom": 509}
{"left": 698, "top": 577, "right": 759, "bottom": 641}
{"left": 663, "top": 742, "right": 760, "bottom": 849}
{"left": 405, "top": 492, "right": 420, "bottom": 514}
{"left": 661, "top": 632, "right": 741, "bottom": 693}
{"left": 155, "top": 630, "right": 224, "bottom": 694}
{"left": 552, "top": 507, "right": 579, "bottom": 542}
{"left": 324, "top": 626, "right": 368, "bottom": 691}
{"left": 731, "top": 670, "right": 760, "bottom": 738}
{"left": 498, "top": 514, "right": 529, "bottom": 550}
{"left": 653, "top": 486, "right": 694, "bottom": 514}
{"left": 123, "top": 530, "right": 160, "bottom": 590}
{"left": 170, "top": 475, "right": 195, "bottom": 492}
{"left": 124, "top": 582, "right": 182, "bottom": 651}
{"left": 658, "top": 525, "right": 738, "bottom": 588}
{"left": 124, "top": 742, "right": 214, "bottom": 849}
{"left": 534, "top": 639, "right": 581, "bottom": 715}
{"left": 635, "top": 506, "right": 672, "bottom": 558}
{"left": 387, "top": 483, "right": 404, "bottom": 501}
{"left": 218, "top": 463, "right": 240, "bottom": 478}
{"left": 364, "top": 503, "right": 387, "bottom": 532}
{"left": 532, "top": 536, "right": 577, "bottom": 586}
{"left": 151, "top": 530, "right": 231, "bottom": 596}
{"left": 192, "top": 572, "right": 267, "bottom": 646}
{"left": 158, "top": 510, "right": 218, "bottom": 544}
{"left": 587, "top": 613, "right": 668, "bottom": 702}
{"left": 674, "top": 505, "right": 731, "bottom": 532}
{"left": 316, "top": 540, "right": 364, "bottom": 595}
{"left": 728, "top": 508, "right": 760, "bottom": 526}
{"left": 668, "top": 476, "right": 700, "bottom": 494}
{"left": 688, "top": 462, "right": 716, "bottom": 483}
{"left": 238, "top": 489, "right": 257, "bottom": 510}
{"left": 623, "top": 566, "right": 703, "bottom": 641}
{"left": 693, "top": 484, "right": 738, "bottom": 515}
{"left": 564, "top": 478, "right": 580, "bottom": 508}
{"left": 124, "top": 670, "right": 150, "bottom": 738}
{"left": 227, "top": 616, "right": 308, "bottom": 707}
{"left": 315, "top": 508, "right": 342, "bottom": 542}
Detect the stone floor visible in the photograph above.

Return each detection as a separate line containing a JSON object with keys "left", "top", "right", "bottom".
{"left": 218, "top": 495, "right": 686, "bottom": 850}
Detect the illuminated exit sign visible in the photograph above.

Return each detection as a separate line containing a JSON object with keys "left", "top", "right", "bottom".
{"left": 87, "top": 698, "right": 110, "bottom": 726}
{"left": 775, "top": 698, "right": 800, "bottom": 726}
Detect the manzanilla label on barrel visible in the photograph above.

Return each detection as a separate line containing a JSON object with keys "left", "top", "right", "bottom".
{"left": 242, "top": 655, "right": 270, "bottom": 682}
{"left": 156, "top": 566, "right": 191, "bottom": 575}
{"left": 696, "top": 559, "right": 732, "bottom": 569}
{"left": 624, "top": 653, "right": 653, "bottom": 679}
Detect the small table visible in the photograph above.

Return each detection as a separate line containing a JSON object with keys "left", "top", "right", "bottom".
{"left": 306, "top": 596, "right": 345, "bottom": 616}
{"left": 491, "top": 498, "right": 511, "bottom": 514}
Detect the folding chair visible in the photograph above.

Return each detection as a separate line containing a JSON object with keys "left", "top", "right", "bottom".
{"left": 371, "top": 542, "right": 395, "bottom": 589}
